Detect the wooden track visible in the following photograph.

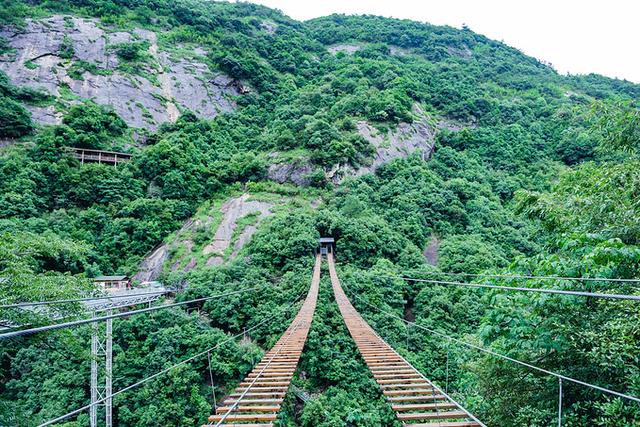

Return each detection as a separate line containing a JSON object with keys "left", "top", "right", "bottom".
{"left": 327, "top": 253, "right": 483, "bottom": 427}
{"left": 205, "top": 254, "right": 321, "bottom": 427}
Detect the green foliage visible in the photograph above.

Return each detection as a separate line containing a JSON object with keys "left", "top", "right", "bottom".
{"left": 59, "top": 35, "right": 75, "bottom": 59}
{"left": 516, "top": 160, "right": 640, "bottom": 247}
{"left": 0, "top": 70, "right": 51, "bottom": 138}
{"left": 0, "top": 230, "right": 94, "bottom": 326}
{"left": 0, "top": 36, "right": 11, "bottom": 55}
{"left": 60, "top": 102, "right": 128, "bottom": 149}
{"left": 67, "top": 60, "right": 112, "bottom": 80}
{"left": 113, "top": 41, "right": 149, "bottom": 61}
{"left": 0, "top": 308, "right": 261, "bottom": 426}
{"left": 591, "top": 101, "right": 640, "bottom": 152}
{"left": 0, "top": 97, "right": 32, "bottom": 138}
{"left": 0, "top": 0, "right": 29, "bottom": 27}
{"left": 0, "top": 1, "right": 638, "bottom": 426}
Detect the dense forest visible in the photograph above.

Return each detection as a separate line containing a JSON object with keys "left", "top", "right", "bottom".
{"left": 0, "top": 0, "right": 639, "bottom": 426}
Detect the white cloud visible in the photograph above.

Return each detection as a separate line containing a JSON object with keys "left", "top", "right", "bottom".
{"left": 243, "top": 0, "right": 640, "bottom": 83}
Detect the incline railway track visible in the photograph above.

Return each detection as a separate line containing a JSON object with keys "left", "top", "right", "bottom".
{"left": 205, "top": 254, "right": 321, "bottom": 427}
{"left": 327, "top": 253, "right": 484, "bottom": 427}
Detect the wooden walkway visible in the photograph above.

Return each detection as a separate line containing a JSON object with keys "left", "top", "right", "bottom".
{"left": 66, "top": 147, "right": 132, "bottom": 165}
{"left": 205, "top": 254, "right": 321, "bottom": 427}
{"left": 327, "top": 253, "right": 483, "bottom": 427}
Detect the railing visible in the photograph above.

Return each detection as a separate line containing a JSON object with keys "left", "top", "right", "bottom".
{"left": 66, "top": 147, "right": 132, "bottom": 165}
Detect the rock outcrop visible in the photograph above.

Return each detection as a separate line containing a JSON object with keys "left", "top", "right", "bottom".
{"left": 357, "top": 105, "right": 437, "bottom": 170}
{"left": 327, "top": 44, "right": 362, "bottom": 55}
{"left": 267, "top": 158, "right": 315, "bottom": 187}
{"left": 203, "top": 194, "right": 273, "bottom": 265}
{"left": 132, "top": 244, "right": 169, "bottom": 283}
{"left": 264, "top": 105, "right": 474, "bottom": 186}
{"left": 0, "top": 15, "right": 242, "bottom": 129}
{"left": 327, "top": 104, "right": 438, "bottom": 183}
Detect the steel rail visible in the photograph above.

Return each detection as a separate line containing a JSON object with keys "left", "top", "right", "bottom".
{"left": 0, "top": 290, "right": 169, "bottom": 309}
{"left": 0, "top": 285, "right": 270, "bottom": 340}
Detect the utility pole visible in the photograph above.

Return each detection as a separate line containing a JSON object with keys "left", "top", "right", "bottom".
{"left": 86, "top": 288, "right": 167, "bottom": 427}
{"left": 90, "top": 313, "right": 98, "bottom": 427}
{"left": 90, "top": 309, "right": 113, "bottom": 427}
{"left": 105, "top": 311, "right": 113, "bottom": 427}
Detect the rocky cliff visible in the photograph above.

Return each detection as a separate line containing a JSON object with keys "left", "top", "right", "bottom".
{"left": 0, "top": 15, "right": 244, "bottom": 130}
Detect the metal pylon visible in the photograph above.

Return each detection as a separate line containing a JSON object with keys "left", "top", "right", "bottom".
{"left": 90, "top": 310, "right": 113, "bottom": 427}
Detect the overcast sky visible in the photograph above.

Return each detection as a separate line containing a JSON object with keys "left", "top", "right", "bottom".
{"left": 243, "top": 0, "right": 640, "bottom": 83}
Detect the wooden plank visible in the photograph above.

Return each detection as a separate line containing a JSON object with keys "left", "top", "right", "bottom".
{"left": 208, "top": 413, "right": 277, "bottom": 422}
{"left": 215, "top": 405, "right": 280, "bottom": 413}
{"left": 396, "top": 411, "right": 469, "bottom": 421}
{"left": 388, "top": 395, "right": 448, "bottom": 402}
{"left": 222, "top": 399, "right": 282, "bottom": 405}
{"left": 404, "top": 422, "right": 481, "bottom": 427}
{"left": 392, "top": 402, "right": 459, "bottom": 411}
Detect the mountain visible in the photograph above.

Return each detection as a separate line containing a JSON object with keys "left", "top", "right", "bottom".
{"left": 0, "top": 1, "right": 638, "bottom": 426}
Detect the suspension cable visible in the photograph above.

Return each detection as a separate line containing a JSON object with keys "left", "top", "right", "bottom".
{"left": 38, "top": 290, "right": 306, "bottom": 427}
{"left": 403, "top": 271, "right": 640, "bottom": 284}
{"left": 382, "top": 276, "right": 640, "bottom": 301}
{"left": 0, "top": 290, "right": 170, "bottom": 309}
{"left": 346, "top": 288, "right": 640, "bottom": 405}
{"left": 0, "top": 285, "right": 271, "bottom": 340}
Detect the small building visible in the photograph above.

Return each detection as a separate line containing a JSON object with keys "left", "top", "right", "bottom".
{"left": 317, "top": 237, "right": 336, "bottom": 256}
{"left": 94, "top": 275, "right": 131, "bottom": 292}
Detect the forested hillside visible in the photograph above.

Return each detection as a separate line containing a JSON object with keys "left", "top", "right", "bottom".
{"left": 0, "top": 1, "right": 638, "bottom": 426}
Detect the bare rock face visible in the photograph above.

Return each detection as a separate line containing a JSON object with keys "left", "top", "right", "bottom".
{"left": 423, "top": 235, "right": 439, "bottom": 266}
{"left": 132, "top": 244, "right": 169, "bottom": 283}
{"left": 436, "top": 117, "right": 477, "bottom": 132}
{"left": 26, "top": 105, "right": 60, "bottom": 125}
{"left": 359, "top": 105, "right": 437, "bottom": 169}
{"left": 327, "top": 44, "right": 362, "bottom": 55}
{"left": 447, "top": 44, "right": 473, "bottom": 59}
{"left": 202, "top": 194, "right": 273, "bottom": 257}
{"left": 184, "top": 257, "right": 197, "bottom": 272}
{"left": 62, "top": 72, "right": 170, "bottom": 128}
{"left": 206, "top": 256, "right": 223, "bottom": 267}
{"left": 133, "top": 218, "right": 195, "bottom": 280}
{"left": 260, "top": 20, "right": 278, "bottom": 35}
{"left": 0, "top": 16, "right": 126, "bottom": 97}
{"left": 328, "top": 104, "right": 437, "bottom": 183}
{"left": 267, "top": 160, "right": 314, "bottom": 186}
{"left": 328, "top": 43, "right": 408, "bottom": 57}
{"left": 388, "top": 45, "right": 410, "bottom": 56}
{"left": 0, "top": 15, "right": 242, "bottom": 130}
{"left": 265, "top": 105, "right": 473, "bottom": 186}
{"left": 162, "top": 53, "right": 237, "bottom": 119}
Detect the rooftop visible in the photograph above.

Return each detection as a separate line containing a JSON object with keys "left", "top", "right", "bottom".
{"left": 94, "top": 275, "right": 129, "bottom": 281}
